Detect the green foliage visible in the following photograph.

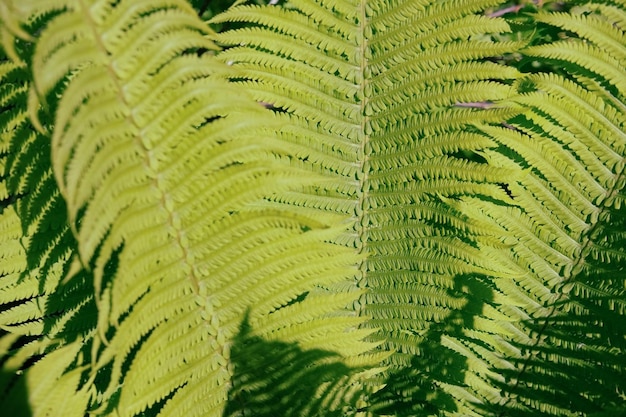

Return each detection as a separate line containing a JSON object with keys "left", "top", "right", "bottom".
{"left": 0, "top": 0, "right": 624, "bottom": 416}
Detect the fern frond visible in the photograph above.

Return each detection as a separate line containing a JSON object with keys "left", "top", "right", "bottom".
{"left": 214, "top": 0, "right": 521, "bottom": 356}
{"left": 462, "top": 4, "right": 626, "bottom": 414}
{"left": 0, "top": 41, "right": 96, "bottom": 416}
{"left": 7, "top": 1, "right": 377, "bottom": 415}
{"left": 211, "top": 0, "right": 536, "bottom": 415}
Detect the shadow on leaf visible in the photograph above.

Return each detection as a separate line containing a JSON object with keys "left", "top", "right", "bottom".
{"left": 224, "top": 313, "right": 365, "bottom": 417}
{"left": 0, "top": 339, "right": 33, "bottom": 417}
{"left": 368, "top": 273, "right": 495, "bottom": 416}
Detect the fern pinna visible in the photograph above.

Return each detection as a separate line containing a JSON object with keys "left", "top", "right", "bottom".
{"left": 0, "top": 0, "right": 624, "bottom": 416}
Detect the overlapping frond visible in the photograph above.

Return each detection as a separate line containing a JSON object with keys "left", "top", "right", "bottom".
{"left": 457, "top": 3, "right": 626, "bottom": 415}
{"left": 0, "top": 40, "right": 94, "bottom": 416}
{"left": 1, "top": 0, "right": 377, "bottom": 416}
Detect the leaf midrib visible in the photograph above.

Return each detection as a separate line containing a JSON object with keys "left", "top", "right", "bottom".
{"left": 356, "top": 0, "right": 371, "bottom": 292}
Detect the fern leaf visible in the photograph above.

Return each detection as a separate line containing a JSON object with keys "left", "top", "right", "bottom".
{"left": 464, "top": 4, "right": 626, "bottom": 415}
{"left": 4, "top": 1, "right": 377, "bottom": 416}
{"left": 214, "top": 0, "right": 519, "bottom": 343}
{"left": 211, "top": 0, "right": 531, "bottom": 415}
{"left": 0, "top": 39, "right": 95, "bottom": 416}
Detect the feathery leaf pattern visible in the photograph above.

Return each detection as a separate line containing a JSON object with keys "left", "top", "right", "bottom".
{"left": 0, "top": 0, "right": 624, "bottom": 416}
